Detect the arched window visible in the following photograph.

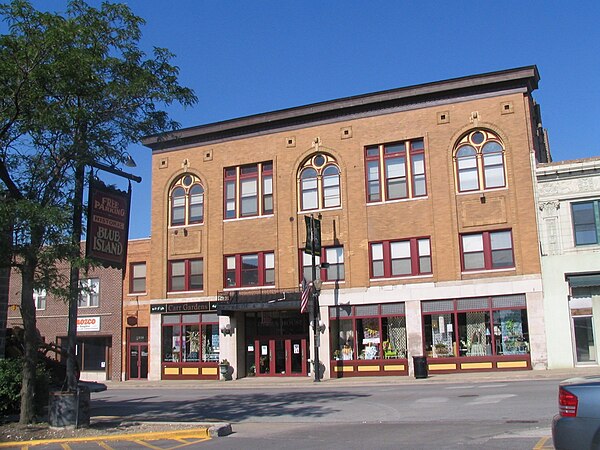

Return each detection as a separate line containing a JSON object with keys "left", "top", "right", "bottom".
{"left": 454, "top": 130, "right": 506, "bottom": 192}
{"left": 298, "top": 154, "right": 341, "bottom": 211}
{"left": 169, "top": 174, "right": 204, "bottom": 226}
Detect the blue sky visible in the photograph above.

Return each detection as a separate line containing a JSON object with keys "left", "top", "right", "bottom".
{"left": 13, "top": 1, "right": 600, "bottom": 238}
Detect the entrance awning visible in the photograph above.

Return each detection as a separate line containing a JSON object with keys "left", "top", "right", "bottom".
{"left": 567, "top": 274, "right": 600, "bottom": 288}
{"left": 216, "top": 289, "right": 304, "bottom": 315}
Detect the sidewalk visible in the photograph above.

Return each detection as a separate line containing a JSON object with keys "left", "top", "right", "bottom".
{"left": 103, "top": 366, "right": 600, "bottom": 390}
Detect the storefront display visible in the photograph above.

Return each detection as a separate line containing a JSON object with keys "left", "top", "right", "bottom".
{"left": 329, "top": 302, "right": 408, "bottom": 377}
{"left": 161, "top": 312, "right": 219, "bottom": 379}
{"left": 422, "top": 294, "right": 530, "bottom": 372}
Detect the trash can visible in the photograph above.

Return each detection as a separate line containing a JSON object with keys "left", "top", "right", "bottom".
{"left": 413, "top": 355, "right": 428, "bottom": 379}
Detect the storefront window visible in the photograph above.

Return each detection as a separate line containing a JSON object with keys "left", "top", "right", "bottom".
{"left": 357, "top": 317, "right": 380, "bottom": 360}
{"left": 458, "top": 311, "right": 491, "bottom": 356}
{"left": 422, "top": 295, "right": 529, "bottom": 358}
{"left": 424, "top": 313, "right": 456, "bottom": 357}
{"left": 493, "top": 309, "right": 529, "bottom": 355}
{"left": 162, "top": 313, "right": 219, "bottom": 363}
{"left": 330, "top": 303, "right": 407, "bottom": 361}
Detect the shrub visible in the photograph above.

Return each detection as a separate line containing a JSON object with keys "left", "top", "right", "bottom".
{"left": 0, "top": 357, "right": 52, "bottom": 418}
{"left": 0, "top": 358, "right": 23, "bottom": 416}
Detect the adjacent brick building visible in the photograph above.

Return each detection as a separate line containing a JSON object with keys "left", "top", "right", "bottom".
{"left": 6, "top": 250, "right": 123, "bottom": 381}
{"left": 136, "top": 66, "right": 550, "bottom": 380}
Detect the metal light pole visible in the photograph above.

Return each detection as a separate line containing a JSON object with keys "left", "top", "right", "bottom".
{"left": 310, "top": 215, "right": 321, "bottom": 382}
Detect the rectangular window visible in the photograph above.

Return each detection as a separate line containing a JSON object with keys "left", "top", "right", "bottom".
{"left": 422, "top": 296, "right": 529, "bottom": 359}
{"left": 370, "top": 238, "right": 432, "bottom": 278}
{"left": 168, "top": 259, "right": 203, "bottom": 292}
{"left": 130, "top": 262, "right": 147, "bottom": 293}
{"left": 161, "top": 313, "right": 219, "bottom": 364}
{"left": 460, "top": 230, "right": 514, "bottom": 271}
{"left": 34, "top": 289, "right": 46, "bottom": 310}
{"left": 325, "top": 246, "right": 345, "bottom": 281}
{"left": 300, "top": 246, "right": 344, "bottom": 282}
{"left": 329, "top": 303, "right": 407, "bottom": 362}
{"left": 263, "top": 163, "right": 273, "bottom": 214}
{"left": 572, "top": 200, "right": 600, "bottom": 245}
{"left": 365, "top": 138, "right": 427, "bottom": 203}
{"left": 224, "top": 251, "right": 275, "bottom": 288}
{"left": 224, "top": 162, "right": 274, "bottom": 219}
{"left": 75, "top": 337, "right": 109, "bottom": 371}
{"left": 78, "top": 278, "right": 99, "bottom": 308}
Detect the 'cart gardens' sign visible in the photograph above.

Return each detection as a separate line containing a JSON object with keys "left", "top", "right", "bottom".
{"left": 86, "top": 177, "right": 131, "bottom": 269}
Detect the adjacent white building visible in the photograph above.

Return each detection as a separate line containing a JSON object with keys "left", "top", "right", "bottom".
{"left": 537, "top": 157, "right": 600, "bottom": 369}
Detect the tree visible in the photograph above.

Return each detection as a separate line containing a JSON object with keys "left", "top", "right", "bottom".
{"left": 0, "top": 0, "right": 196, "bottom": 423}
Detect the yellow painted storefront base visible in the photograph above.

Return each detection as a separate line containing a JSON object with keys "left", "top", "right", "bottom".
{"left": 461, "top": 362, "right": 493, "bottom": 370}
{"left": 357, "top": 365, "right": 379, "bottom": 372}
{"left": 334, "top": 366, "right": 354, "bottom": 372}
{"left": 182, "top": 367, "right": 199, "bottom": 375}
{"left": 497, "top": 360, "right": 528, "bottom": 369}
{"left": 428, "top": 363, "right": 457, "bottom": 371}
{"left": 164, "top": 368, "right": 179, "bottom": 375}
{"left": 383, "top": 365, "right": 405, "bottom": 371}
{"left": 202, "top": 367, "right": 218, "bottom": 375}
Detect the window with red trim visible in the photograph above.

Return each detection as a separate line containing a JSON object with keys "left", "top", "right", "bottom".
{"left": 370, "top": 238, "right": 431, "bottom": 278}
{"left": 365, "top": 138, "right": 426, "bottom": 203}
{"left": 454, "top": 130, "right": 506, "bottom": 193}
{"left": 130, "top": 262, "right": 147, "bottom": 293}
{"left": 460, "top": 230, "right": 514, "bottom": 271}
{"left": 224, "top": 251, "right": 275, "bottom": 288}
{"left": 168, "top": 259, "right": 203, "bottom": 292}
{"left": 224, "top": 162, "right": 273, "bottom": 219}
{"left": 300, "top": 246, "right": 345, "bottom": 282}
{"left": 298, "top": 153, "right": 341, "bottom": 212}
{"left": 169, "top": 174, "right": 204, "bottom": 226}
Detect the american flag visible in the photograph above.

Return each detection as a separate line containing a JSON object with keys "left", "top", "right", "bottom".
{"left": 300, "top": 278, "right": 311, "bottom": 313}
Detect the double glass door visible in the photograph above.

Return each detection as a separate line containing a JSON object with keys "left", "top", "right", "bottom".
{"left": 128, "top": 343, "right": 148, "bottom": 379}
{"left": 255, "top": 338, "right": 307, "bottom": 377}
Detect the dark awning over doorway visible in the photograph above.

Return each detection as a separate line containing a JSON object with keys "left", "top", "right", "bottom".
{"left": 567, "top": 274, "right": 600, "bottom": 288}
{"left": 216, "top": 289, "right": 305, "bottom": 315}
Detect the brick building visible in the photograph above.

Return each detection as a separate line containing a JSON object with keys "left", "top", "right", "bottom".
{"left": 122, "top": 238, "right": 151, "bottom": 380}
{"left": 137, "top": 66, "right": 550, "bottom": 380}
{"left": 6, "top": 251, "right": 124, "bottom": 381}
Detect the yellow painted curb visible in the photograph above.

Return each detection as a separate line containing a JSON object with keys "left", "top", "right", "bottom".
{"left": 0, "top": 427, "right": 210, "bottom": 447}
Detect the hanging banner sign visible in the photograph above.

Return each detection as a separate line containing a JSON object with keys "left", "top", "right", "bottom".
{"left": 86, "top": 177, "right": 131, "bottom": 269}
{"left": 304, "top": 216, "right": 321, "bottom": 256}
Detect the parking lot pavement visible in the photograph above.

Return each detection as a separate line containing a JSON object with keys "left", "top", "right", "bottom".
{"left": 0, "top": 428, "right": 211, "bottom": 449}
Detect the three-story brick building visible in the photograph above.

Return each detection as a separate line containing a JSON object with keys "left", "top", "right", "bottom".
{"left": 138, "top": 66, "right": 550, "bottom": 380}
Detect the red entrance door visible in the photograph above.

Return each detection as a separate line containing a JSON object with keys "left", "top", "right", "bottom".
{"left": 128, "top": 343, "right": 148, "bottom": 380}
{"left": 255, "top": 338, "right": 307, "bottom": 377}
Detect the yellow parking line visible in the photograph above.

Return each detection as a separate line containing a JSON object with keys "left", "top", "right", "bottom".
{"left": 533, "top": 436, "right": 552, "bottom": 449}
{"left": 166, "top": 439, "right": 211, "bottom": 449}
{"left": 97, "top": 442, "right": 114, "bottom": 450}
{"left": 132, "top": 440, "right": 163, "bottom": 450}
{"left": 0, "top": 428, "right": 210, "bottom": 448}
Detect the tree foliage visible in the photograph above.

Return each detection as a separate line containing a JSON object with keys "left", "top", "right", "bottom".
{"left": 0, "top": 0, "right": 196, "bottom": 423}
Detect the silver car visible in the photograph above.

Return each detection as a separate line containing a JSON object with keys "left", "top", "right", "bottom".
{"left": 553, "top": 376, "right": 600, "bottom": 450}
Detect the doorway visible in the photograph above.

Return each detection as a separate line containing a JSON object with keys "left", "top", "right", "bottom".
{"left": 573, "top": 316, "right": 596, "bottom": 364}
{"left": 128, "top": 343, "right": 149, "bottom": 379}
{"left": 127, "top": 327, "right": 148, "bottom": 379}
{"left": 255, "top": 338, "right": 307, "bottom": 376}
{"left": 569, "top": 287, "right": 597, "bottom": 365}
{"left": 244, "top": 310, "right": 309, "bottom": 377}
